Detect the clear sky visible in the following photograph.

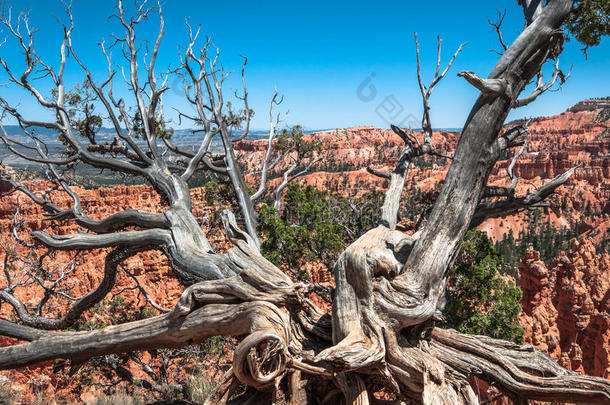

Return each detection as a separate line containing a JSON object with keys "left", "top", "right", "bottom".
{"left": 1, "top": 0, "right": 608, "bottom": 131}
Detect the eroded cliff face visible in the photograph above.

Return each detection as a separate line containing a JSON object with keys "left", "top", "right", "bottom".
{"left": 0, "top": 100, "right": 608, "bottom": 402}
{"left": 519, "top": 239, "right": 610, "bottom": 378}
{"left": 236, "top": 99, "right": 610, "bottom": 243}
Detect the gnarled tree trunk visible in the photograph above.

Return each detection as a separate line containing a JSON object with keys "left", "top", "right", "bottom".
{"left": 0, "top": 1, "right": 609, "bottom": 404}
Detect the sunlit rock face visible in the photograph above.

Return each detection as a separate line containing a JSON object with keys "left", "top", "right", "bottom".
{"left": 0, "top": 99, "right": 608, "bottom": 401}
{"left": 519, "top": 239, "right": 610, "bottom": 378}
{"left": 236, "top": 99, "right": 609, "bottom": 244}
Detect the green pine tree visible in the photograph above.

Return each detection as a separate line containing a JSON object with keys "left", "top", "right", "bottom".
{"left": 443, "top": 230, "right": 524, "bottom": 343}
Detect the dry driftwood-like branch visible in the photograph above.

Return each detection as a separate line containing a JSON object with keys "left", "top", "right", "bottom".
{"left": 250, "top": 90, "right": 284, "bottom": 201}
{"left": 472, "top": 166, "right": 578, "bottom": 228}
{"left": 415, "top": 33, "right": 467, "bottom": 144}
{"left": 482, "top": 122, "right": 530, "bottom": 199}
{"left": 489, "top": 9, "right": 509, "bottom": 55}
{"left": 457, "top": 71, "right": 509, "bottom": 97}
{"left": 376, "top": 34, "right": 464, "bottom": 230}
{"left": 513, "top": 59, "right": 571, "bottom": 107}
{"left": 1, "top": 1, "right": 608, "bottom": 404}
{"left": 430, "top": 328, "right": 610, "bottom": 404}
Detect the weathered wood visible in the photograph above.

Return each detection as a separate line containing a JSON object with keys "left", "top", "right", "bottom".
{"left": 288, "top": 370, "right": 308, "bottom": 405}
{"left": 336, "top": 372, "right": 370, "bottom": 405}
{"left": 0, "top": 300, "right": 288, "bottom": 370}
{"left": 430, "top": 328, "right": 610, "bottom": 404}
{"left": 2, "top": 1, "right": 609, "bottom": 404}
{"left": 391, "top": 0, "right": 574, "bottom": 330}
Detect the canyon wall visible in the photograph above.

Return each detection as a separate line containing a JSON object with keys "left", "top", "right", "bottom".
{"left": 0, "top": 99, "right": 608, "bottom": 402}
{"left": 235, "top": 98, "right": 609, "bottom": 242}
{"left": 519, "top": 238, "right": 610, "bottom": 378}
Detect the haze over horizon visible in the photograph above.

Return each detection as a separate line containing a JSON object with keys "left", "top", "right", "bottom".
{"left": 0, "top": 0, "right": 608, "bottom": 131}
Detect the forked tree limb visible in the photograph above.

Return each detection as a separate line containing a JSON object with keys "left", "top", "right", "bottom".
{"left": 489, "top": 9, "right": 509, "bottom": 55}
{"left": 318, "top": 3, "right": 584, "bottom": 402}
{"left": 415, "top": 33, "right": 467, "bottom": 143}
{"left": 121, "top": 265, "right": 171, "bottom": 313}
{"left": 178, "top": 32, "right": 262, "bottom": 249}
{"left": 0, "top": 247, "right": 142, "bottom": 330}
{"left": 457, "top": 71, "right": 509, "bottom": 97}
{"left": 513, "top": 59, "right": 571, "bottom": 108}
{"left": 250, "top": 90, "right": 284, "bottom": 201}
{"left": 0, "top": 1, "right": 606, "bottom": 404}
{"left": 482, "top": 128, "right": 529, "bottom": 199}
{"left": 272, "top": 156, "right": 322, "bottom": 211}
{"left": 378, "top": 35, "right": 464, "bottom": 230}
{"left": 394, "top": 0, "right": 574, "bottom": 328}
{"left": 0, "top": 300, "right": 288, "bottom": 370}
{"left": 471, "top": 166, "right": 577, "bottom": 228}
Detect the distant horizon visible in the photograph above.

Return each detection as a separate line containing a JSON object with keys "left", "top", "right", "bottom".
{"left": 1, "top": 96, "right": 602, "bottom": 136}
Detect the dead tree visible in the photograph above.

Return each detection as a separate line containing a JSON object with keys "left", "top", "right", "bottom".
{"left": 0, "top": 1, "right": 608, "bottom": 404}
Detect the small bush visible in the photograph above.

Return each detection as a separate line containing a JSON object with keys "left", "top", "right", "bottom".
{"left": 200, "top": 336, "right": 225, "bottom": 356}
{"left": 443, "top": 230, "right": 524, "bottom": 343}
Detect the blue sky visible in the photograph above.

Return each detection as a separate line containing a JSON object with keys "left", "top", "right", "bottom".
{"left": 0, "top": 0, "right": 608, "bottom": 130}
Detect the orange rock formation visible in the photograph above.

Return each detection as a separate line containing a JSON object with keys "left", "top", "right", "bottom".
{"left": 519, "top": 239, "right": 610, "bottom": 378}
{"left": 0, "top": 99, "right": 608, "bottom": 402}
{"left": 236, "top": 99, "right": 609, "bottom": 242}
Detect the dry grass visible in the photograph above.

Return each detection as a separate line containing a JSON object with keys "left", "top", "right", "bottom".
{"left": 86, "top": 390, "right": 144, "bottom": 405}
{"left": 0, "top": 375, "right": 19, "bottom": 405}
{"left": 185, "top": 372, "right": 217, "bottom": 403}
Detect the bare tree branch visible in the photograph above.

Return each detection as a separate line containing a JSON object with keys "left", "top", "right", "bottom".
{"left": 32, "top": 229, "right": 172, "bottom": 251}
{"left": 0, "top": 2, "right": 603, "bottom": 404}
{"left": 366, "top": 166, "right": 391, "bottom": 180}
{"left": 231, "top": 56, "right": 251, "bottom": 142}
{"left": 457, "top": 71, "right": 509, "bottom": 97}
{"left": 488, "top": 9, "right": 508, "bottom": 55}
{"left": 121, "top": 265, "right": 171, "bottom": 313}
{"left": 513, "top": 60, "right": 571, "bottom": 107}
{"left": 0, "top": 247, "right": 143, "bottom": 330}
{"left": 471, "top": 166, "right": 577, "bottom": 228}
{"left": 378, "top": 34, "right": 464, "bottom": 229}
{"left": 272, "top": 156, "right": 322, "bottom": 211}
{"left": 178, "top": 31, "right": 261, "bottom": 248}
{"left": 415, "top": 33, "right": 467, "bottom": 143}
{"left": 250, "top": 91, "right": 284, "bottom": 201}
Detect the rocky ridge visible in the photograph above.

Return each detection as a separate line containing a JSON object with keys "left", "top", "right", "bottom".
{"left": 235, "top": 99, "right": 609, "bottom": 242}
{"left": 0, "top": 99, "right": 608, "bottom": 402}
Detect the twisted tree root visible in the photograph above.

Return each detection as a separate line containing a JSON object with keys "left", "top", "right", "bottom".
{"left": 233, "top": 332, "right": 288, "bottom": 390}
